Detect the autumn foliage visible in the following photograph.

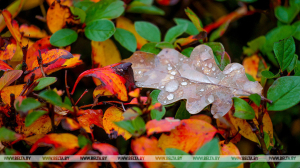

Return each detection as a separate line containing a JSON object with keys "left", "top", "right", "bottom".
{"left": 0, "top": 0, "right": 300, "bottom": 168}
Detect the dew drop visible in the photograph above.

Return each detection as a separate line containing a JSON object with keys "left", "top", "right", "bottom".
{"left": 164, "top": 101, "right": 166, "bottom": 103}
{"left": 167, "top": 94, "right": 174, "bottom": 100}
{"left": 161, "top": 86, "right": 165, "bottom": 88}
{"left": 208, "top": 95, "right": 214, "bottom": 103}
{"left": 171, "top": 71, "right": 176, "bottom": 75}
{"left": 200, "top": 88, "right": 204, "bottom": 92}
{"left": 208, "top": 63, "right": 212, "bottom": 68}
{"left": 202, "top": 67, "right": 204, "bottom": 70}
{"left": 180, "top": 58, "right": 183, "bottom": 61}
{"left": 170, "top": 76, "right": 174, "bottom": 79}
{"left": 138, "top": 71, "right": 142, "bottom": 74}
{"left": 205, "top": 63, "right": 207, "bottom": 66}
{"left": 181, "top": 82, "right": 187, "bottom": 85}
{"left": 212, "top": 67, "right": 216, "bottom": 71}
{"left": 165, "top": 80, "right": 179, "bottom": 92}
{"left": 140, "top": 59, "right": 144, "bottom": 63}
{"left": 167, "top": 66, "right": 172, "bottom": 70}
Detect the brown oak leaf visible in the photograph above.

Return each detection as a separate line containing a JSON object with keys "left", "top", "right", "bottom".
{"left": 125, "top": 44, "right": 263, "bottom": 118}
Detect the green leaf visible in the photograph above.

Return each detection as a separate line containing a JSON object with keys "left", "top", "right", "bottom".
{"left": 292, "top": 20, "right": 300, "bottom": 40}
{"left": 64, "top": 96, "right": 72, "bottom": 107}
{"left": 114, "top": 28, "right": 137, "bottom": 52}
{"left": 165, "top": 148, "right": 191, "bottom": 168}
{"left": 0, "top": 127, "right": 20, "bottom": 141}
{"left": 261, "top": 70, "right": 280, "bottom": 79}
{"left": 249, "top": 93, "right": 261, "bottom": 106}
{"left": 39, "top": 90, "right": 73, "bottom": 111}
{"left": 78, "top": 134, "right": 92, "bottom": 148}
{"left": 150, "top": 90, "right": 166, "bottom": 120}
{"left": 135, "top": 21, "right": 161, "bottom": 42}
{"left": 175, "top": 101, "right": 190, "bottom": 120}
{"left": 135, "top": 0, "right": 154, "bottom": 5}
{"left": 209, "top": 21, "right": 229, "bottom": 42}
{"left": 205, "top": 42, "right": 231, "bottom": 71}
{"left": 185, "top": 7, "right": 203, "bottom": 32}
{"left": 127, "top": 1, "right": 165, "bottom": 15}
{"left": 25, "top": 110, "right": 47, "bottom": 127}
{"left": 174, "top": 18, "right": 199, "bottom": 35}
{"left": 277, "top": 162, "right": 300, "bottom": 168}
{"left": 294, "top": 60, "right": 300, "bottom": 76}
{"left": 33, "top": 77, "right": 57, "bottom": 91}
{"left": 243, "top": 36, "right": 266, "bottom": 56}
{"left": 131, "top": 116, "right": 146, "bottom": 135}
{"left": 246, "top": 73, "right": 256, "bottom": 81}
{"left": 70, "top": 6, "right": 86, "bottom": 23}
{"left": 74, "top": 0, "right": 94, "bottom": 11}
{"left": 195, "top": 138, "right": 220, "bottom": 168}
{"left": 267, "top": 76, "right": 300, "bottom": 111}
{"left": 85, "top": 0, "right": 124, "bottom": 23}
{"left": 263, "top": 131, "right": 270, "bottom": 149}
{"left": 233, "top": 97, "right": 255, "bottom": 120}
{"left": 155, "top": 42, "right": 174, "bottom": 49}
{"left": 50, "top": 29, "right": 78, "bottom": 47}
{"left": 287, "top": 54, "right": 298, "bottom": 73}
{"left": 114, "top": 120, "right": 136, "bottom": 133}
{"left": 164, "top": 24, "right": 188, "bottom": 42}
{"left": 181, "top": 47, "right": 193, "bottom": 57}
{"left": 85, "top": 19, "right": 115, "bottom": 42}
{"left": 250, "top": 155, "right": 270, "bottom": 168}
{"left": 261, "top": 25, "right": 296, "bottom": 66}
{"left": 275, "top": 6, "right": 299, "bottom": 24}
{"left": 15, "top": 97, "right": 41, "bottom": 112}
{"left": 140, "top": 42, "right": 161, "bottom": 54}
{"left": 273, "top": 37, "right": 296, "bottom": 71}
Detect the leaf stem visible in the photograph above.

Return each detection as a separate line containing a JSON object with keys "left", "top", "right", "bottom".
{"left": 75, "top": 89, "right": 88, "bottom": 106}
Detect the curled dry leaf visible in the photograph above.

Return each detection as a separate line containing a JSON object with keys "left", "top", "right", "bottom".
{"left": 146, "top": 117, "right": 180, "bottom": 136}
{"left": 103, "top": 106, "right": 132, "bottom": 140}
{"left": 131, "top": 136, "right": 165, "bottom": 168}
{"left": 72, "top": 62, "right": 135, "bottom": 101}
{"left": 77, "top": 109, "right": 103, "bottom": 133}
{"left": 158, "top": 119, "right": 217, "bottom": 153}
{"left": 46, "top": 0, "right": 80, "bottom": 33}
{"left": 30, "top": 133, "right": 79, "bottom": 153}
{"left": 125, "top": 44, "right": 263, "bottom": 118}
{"left": 20, "top": 24, "right": 48, "bottom": 39}
{"left": 93, "top": 143, "right": 119, "bottom": 155}
{"left": 228, "top": 104, "right": 273, "bottom": 145}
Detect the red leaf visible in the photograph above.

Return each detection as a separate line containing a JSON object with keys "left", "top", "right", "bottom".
{"left": 146, "top": 117, "right": 181, "bottom": 136}
{"left": 92, "top": 143, "right": 119, "bottom": 155}
{"left": 0, "top": 60, "right": 13, "bottom": 71}
{"left": 71, "top": 62, "right": 135, "bottom": 101}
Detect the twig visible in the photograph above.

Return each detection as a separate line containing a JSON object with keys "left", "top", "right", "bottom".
{"left": 79, "top": 101, "right": 123, "bottom": 109}
{"left": 75, "top": 89, "right": 88, "bottom": 106}
{"left": 37, "top": 50, "right": 47, "bottom": 80}
{"left": 65, "top": 70, "right": 75, "bottom": 105}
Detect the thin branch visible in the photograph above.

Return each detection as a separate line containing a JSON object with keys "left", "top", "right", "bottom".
{"left": 65, "top": 70, "right": 75, "bottom": 105}
{"left": 75, "top": 89, "right": 88, "bottom": 106}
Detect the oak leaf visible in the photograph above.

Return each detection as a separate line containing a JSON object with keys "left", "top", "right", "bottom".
{"left": 125, "top": 44, "right": 263, "bottom": 118}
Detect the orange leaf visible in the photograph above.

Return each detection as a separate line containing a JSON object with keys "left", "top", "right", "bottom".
{"left": 46, "top": 0, "right": 73, "bottom": 6}
{"left": 72, "top": 63, "right": 134, "bottom": 101}
{"left": 0, "top": 60, "right": 13, "bottom": 71}
{"left": 128, "top": 88, "right": 140, "bottom": 98}
{"left": 16, "top": 114, "right": 60, "bottom": 137}
{"left": 146, "top": 117, "right": 180, "bottom": 136}
{"left": 158, "top": 119, "right": 217, "bottom": 153}
{"left": 124, "top": 96, "right": 148, "bottom": 105}
{"left": 131, "top": 136, "right": 165, "bottom": 168}
{"left": 216, "top": 113, "right": 241, "bottom": 144}
{"left": 93, "top": 85, "right": 114, "bottom": 99}
{"left": 0, "top": 43, "right": 16, "bottom": 60}
{"left": 116, "top": 17, "right": 147, "bottom": 49}
{"left": 46, "top": 0, "right": 80, "bottom": 33}
{"left": 92, "top": 143, "right": 119, "bottom": 155}
{"left": 20, "top": 24, "right": 48, "bottom": 38}
{"left": 2, "top": 10, "right": 22, "bottom": 46}
{"left": 26, "top": 36, "right": 54, "bottom": 70}
{"left": 243, "top": 54, "right": 267, "bottom": 82}
{"left": 0, "top": 70, "right": 23, "bottom": 90}
{"left": 62, "top": 53, "right": 83, "bottom": 68}
{"left": 25, "top": 49, "right": 75, "bottom": 81}
{"left": 1, "top": 84, "right": 24, "bottom": 105}
{"left": 190, "top": 114, "right": 212, "bottom": 124}
{"left": 77, "top": 109, "right": 103, "bottom": 133}
{"left": 220, "top": 140, "right": 241, "bottom": 155}
{"left": 61, "top": 117, "right": 81, "bottom": 131}
{"left": 103, "top": 106, "right": 132, "bottom": 140}
{"left": 229, "top": 104, "right": 273, "bottom": 145}
{"left": 30, "top": 133, "right": 79, "bottom": 153}
{"left": 91, "top": 39, "right": 121, "bottom": 85}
